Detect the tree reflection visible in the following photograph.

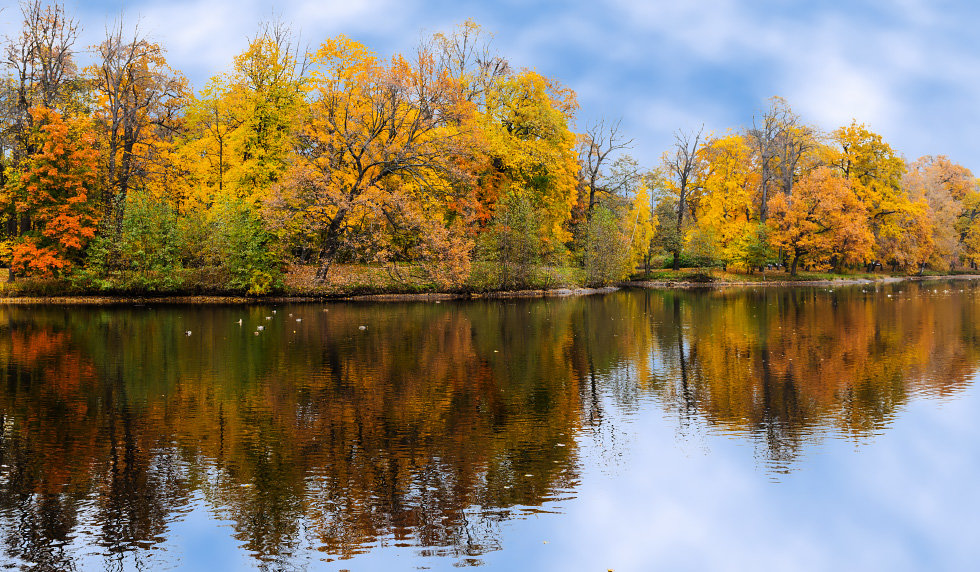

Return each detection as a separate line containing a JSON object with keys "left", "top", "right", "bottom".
{"left": 639, "top": 283, "right": 978, "bottom": 467}
{"left": 0, "top": 302, "right": 584, "bottom": 567}
{"left": 0, "top": 283, "right": 976, "bottom": 566}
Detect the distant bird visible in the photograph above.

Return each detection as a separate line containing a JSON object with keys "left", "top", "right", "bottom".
{"left": 272, "top": 310, "right": 277, "bottom": 314}
{"left": 265, "top": 316, "right": 272, "bottom": 320}
{"left": 236, "top": 319, "right": 243, "bottom": 325}
{"left": 257, "top": 325, "right": 265, "bottom": 331}
{"left": 296, "top": 318, "right": 302, "bottom": 322}
{"left": 358, "top": 325, "right": 367, "bottom": 331}
{"left": 184, "top": 331, "right": 192, "bottom": 336}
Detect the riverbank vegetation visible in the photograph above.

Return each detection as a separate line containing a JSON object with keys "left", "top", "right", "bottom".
{"left": 2, "top": 2, "right": 979, "bottom": 297}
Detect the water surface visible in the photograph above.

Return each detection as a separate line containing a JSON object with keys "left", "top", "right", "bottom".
{"left": 1, "top": 281, "right": 978, "bottom": 570}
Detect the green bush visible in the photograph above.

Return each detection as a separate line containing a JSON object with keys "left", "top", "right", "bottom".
{"left": 76, "top": 194, "right": 283, "bottom": 295}
{"left": 583, "top": 206, "right": 631, "bottom": 286}
{"left": 475, "top": 191, "right": 541, "bottom": 290}
{"left": 211, "top": 199, "right": 284, "bottom": 294}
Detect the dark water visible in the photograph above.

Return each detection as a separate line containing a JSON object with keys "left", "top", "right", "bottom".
{"left": 1, "top": 282, "right": 979, "bottom": 570}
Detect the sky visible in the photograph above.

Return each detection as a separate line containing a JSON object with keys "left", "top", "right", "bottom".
{"left": 3, "top": 0, "right": 979, "bottom": 171}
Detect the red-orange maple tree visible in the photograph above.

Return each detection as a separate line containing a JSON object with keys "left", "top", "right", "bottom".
{"left": 11, "top": 107, "right": 100, "bottom": 277}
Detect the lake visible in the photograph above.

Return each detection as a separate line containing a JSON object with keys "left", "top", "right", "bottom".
{"left": 1, "top": 281, "right": 978, "bottom": 570}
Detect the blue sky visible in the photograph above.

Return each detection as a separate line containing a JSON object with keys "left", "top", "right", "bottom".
{"left": 4, "top": 0, "right": 979, "bottom": 171}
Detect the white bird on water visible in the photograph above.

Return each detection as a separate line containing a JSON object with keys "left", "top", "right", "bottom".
{"left": 257, "top": 325, "right": 265, "bottom": 331}
{"left": 236, "top": 319, "right": 243, "bottom": 325}
{"left": 185, "top": 331, "right": 192, "bottom": 336}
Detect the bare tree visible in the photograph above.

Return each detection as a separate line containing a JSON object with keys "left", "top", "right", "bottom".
{"left": 1, "top": 0, "right": 79, "bottom": 241}
{"left": 5, "top": 0, "right": 79, "bottom": 114}
{"left": 92, "top": 17, "right": 186, "bottom": 231}
{"left": 429, "top": 19, "right": 510, "bottom": 108}
{"left": 239, "top": 18, "right": 311, "bottom": 94}
{"left": 664, "top": 125, "right": 703, "bottom": 270}
{"left": 578, "top": 118, "right": 634, "bottom": 214}
{"left": 775, "top": 116, "right": 813, "bottom": 198}
{"left": 749, "top": 104, "right": 780, "bottom": 223}
{"left": 749, "top": 96, "right": 811, "bottom": 220}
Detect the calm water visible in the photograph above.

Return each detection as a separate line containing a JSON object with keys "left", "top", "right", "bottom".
{"left": 1, "top": 282, "right": 979, "bottom": 571}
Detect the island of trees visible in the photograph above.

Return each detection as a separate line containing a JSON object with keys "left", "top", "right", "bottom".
{"left": 1, "top": 2, "right": 978, "bottom": 296}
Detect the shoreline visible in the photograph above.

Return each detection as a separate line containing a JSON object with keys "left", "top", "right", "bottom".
{"left": 0, "top": 286, "right": 621, "bottom": 305}
{"left": 0, "top": 276, "right": 976, "bottom": 305}
{"left": 627, "top": 274, "right": 980, "bottom": 289}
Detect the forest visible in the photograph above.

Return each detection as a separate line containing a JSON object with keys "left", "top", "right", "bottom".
{"left": 2, "top": 1, "right": 978, "bottom": 296}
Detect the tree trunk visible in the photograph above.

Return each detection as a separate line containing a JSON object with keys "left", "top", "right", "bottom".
{"left": 314, "top": 256, "right": 332, "bottom": 283}
{"left": 790, "top": 252, "right": 800, "bottom": 276}
{"left": 672, "top": 250, "right": 680, "bottom": 271}
{"left": 313, "top": 210, "right": 349, "bottom": 284}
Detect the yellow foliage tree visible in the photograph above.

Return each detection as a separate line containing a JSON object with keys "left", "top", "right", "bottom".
{"left": 625, "top": 183, "right": 655, "bottom": 270}
{"left": 691, "top": 132, "right": 758, "bottom": 267}
{"left": 479, "top": 70, "right": 579, "bottom": 254}
{"left": 826, "top": 121, "right": 912, "bottom": 267}
{"left": 267, "top": 36, "right": 472, "bottom": 285}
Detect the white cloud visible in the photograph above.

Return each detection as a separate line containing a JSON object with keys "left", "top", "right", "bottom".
{"left": 4, "top": 0, "right": 980, "bottom": 169}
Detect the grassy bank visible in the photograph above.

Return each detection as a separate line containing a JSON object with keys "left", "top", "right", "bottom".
{"left": 0, "top": 263, "right": 588, "bottom": 301}
{"left": 1, "top": 264, "right": 976, "bottom": 303}
{"left": 628, "top": 267, "right": 980, "bottom": 285}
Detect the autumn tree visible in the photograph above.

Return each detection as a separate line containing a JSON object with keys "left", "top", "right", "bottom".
{"left": 956, "top": 171, "right": 980, "bottom": 267}
{"left": 177, "top": 77, "right": 238, "bottom": 208}
{"left": 767, "top": 166, "right": 872, "bottom": 275}
{"left": 692, "top": 132, "right": 758, "bottom": 269}
{"left": 826, "top": 121, "right": 910, "bottom": 268}
{"left": 625, "top": 182, "right": 655, "bottom": 271}
{"left": 479, "top": 69, "right": 579, "bottom": 254}
{"left": 1, "top": 0, "right": 81, "bottom": 243}
{"left": 663, "top": 126, "right": 702, "bottom": 269}
{"left": 89, "top": 19, "right": 187, "bottom": 231}
{"left": 268, "top": 36, "right": 471, "bottom": 284}
{"left": 901, "top": 156, "right": 973, "bottom": 271}
{"left": 413, "top": 20, "right": 507, "bottom": 232}
{"left": 225, "top": 20, "right": 308, "bottom": 203}
{"left": 6, "top": 107, "right": 99, "bottom": 277}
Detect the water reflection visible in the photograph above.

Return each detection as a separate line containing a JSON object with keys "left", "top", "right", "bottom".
{"left": 0, "top": 281, "right": 976, "bottom": 568}
{"left": 640, "top": 284, "right": 977, "bottom": 471}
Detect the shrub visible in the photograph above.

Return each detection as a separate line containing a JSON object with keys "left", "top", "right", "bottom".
{"left": 583, "top": 206, "right": 631, "bottom": 286}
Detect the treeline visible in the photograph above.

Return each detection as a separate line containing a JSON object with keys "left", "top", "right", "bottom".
{"left": 0, "top": 3, "right": 649, "bottom": 294}
{"left": 653, "top": 98, "right": 980, "bottom": 276}
{"left": 1, "top": 2, "right": 976, "bottom": 295}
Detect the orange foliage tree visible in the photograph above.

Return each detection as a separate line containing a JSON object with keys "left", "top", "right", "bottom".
{"left": 767, "top": 166, "right": 872, "bottom": 275}
{"left": 9, "top": 107, "right": 100, "bottom": 277}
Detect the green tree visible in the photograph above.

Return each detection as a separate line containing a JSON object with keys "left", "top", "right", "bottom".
{"left": 476, "top": 191, "right": 541, "bottom": 289}
{"left": 583, "top": 205, "right": 630, "bottom": 286}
